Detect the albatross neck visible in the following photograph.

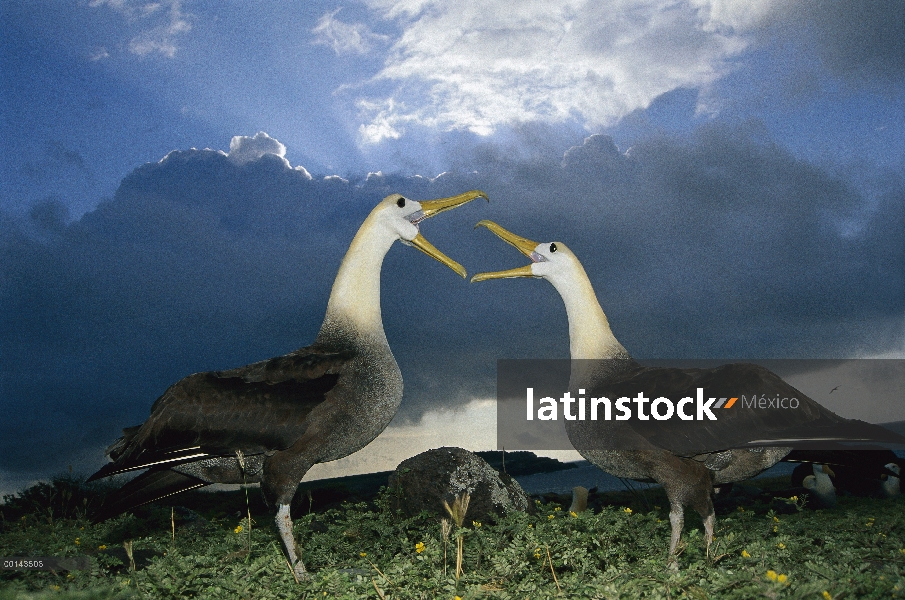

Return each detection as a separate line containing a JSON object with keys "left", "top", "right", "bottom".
{"left": 317, "top": 217, "right": 395, "bottom": 347}
{"left": 548, "top": 264, "right": 629, "bottom": 361}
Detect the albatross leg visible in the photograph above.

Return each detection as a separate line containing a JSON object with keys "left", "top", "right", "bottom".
{"left": 667, "top": 501, "right": 684, "bottom": 568}
{"left": 658, "top": 453, "right": 716, "bottom": 568}
{"left": 702, "top": 510, "right": 715, "bottom": 558}
{"left": 276, "top": 504, "right": 308, "bottom": 581}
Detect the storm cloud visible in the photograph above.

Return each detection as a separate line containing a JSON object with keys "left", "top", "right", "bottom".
{"left": 1, "top": 125, "right": 902, "bottom": 489}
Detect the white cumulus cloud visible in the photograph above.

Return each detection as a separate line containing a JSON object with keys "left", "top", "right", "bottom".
{"left": 226, "top": 132, "right": 312, "bottom": 177}
{"left": 228, "top": 132, "right": 288, "bottom": 164}
{"left": 353, "top": 0, "right": 778, "bottom": 142}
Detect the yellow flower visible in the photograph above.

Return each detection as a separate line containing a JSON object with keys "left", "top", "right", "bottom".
{"left": 766, "top": 570, "right": 778, "bottom": 582}
{"left": 822, "top": 592, "right": 832, "bottom": 600}
{"left": 234, "top": 525, "right": 243, "bottom": 534}
{"left": 900, "top": 548, "right": 905, "bottom": 556}
{"left": 773, "top": 516, "right": 779, "bottom": 523}
{"left": 737, "top": 506, "right": 745, "bottom": 512}
{"left": 623, "top": 507, "right": 632, "bottom": 514}
{"left": 75, "top": 538, "right": 80, "bottom": 545}
{"left": 360, "top": 552, "right": 367, "bottom": 557}
{"left": 554, "top": 507, "right": 561, "bottom": 511}
{"left": 98, "top": 545, "right": 107, "bottom": 550}
{"left": 455, "top": 597, "right": 463, "bottom": 600}
{"left": 777, "top": 573, "right": 788, "bottom": 584}
{"left": 472, "top": 520, "right": 482, "bottom": 527}
{"left": 548, "top": 514, "right": 555, "bottom": 519}
{"left": 773, "top": 525, "right": 778, "bottom": 532}
{"left": 777, "top": 542, "right": 786, "bottom": 549}
{"left": 790, "top": 496, "right": 798, "bottom": 501}
{"left": 741, "top": 550, "right": 751, "bottom": 558}
{"left": 415, "top": 542, "right": 425, "bottom": 554}
{"left": 570, "top": 511, "right": 578, "bottom": 517}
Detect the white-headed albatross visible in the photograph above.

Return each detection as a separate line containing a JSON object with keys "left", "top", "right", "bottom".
{"left": 788, "top": 448, "right": 902, "bottom": 498}
{"left": 87, "top": 190, "right": 487, "bottom": 580}
{"left": 471, "top": 220, "right": 905, "bottom": 564}
{"left": 792, "top": 463, "right": 836, "bottom": 508}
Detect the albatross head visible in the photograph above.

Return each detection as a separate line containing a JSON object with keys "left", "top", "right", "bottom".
{"left": 374, "top": 190, "right": 488, "bottom": 278}
{"left": 469, "top": 219, "right": 629, "bottom": 361}
{"left": 469, "top": 219, "right": 586, "bottom": 288}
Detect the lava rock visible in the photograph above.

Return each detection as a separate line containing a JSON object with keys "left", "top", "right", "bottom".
{"left": 386, "top": 447, "right": 534, "bottom": 523}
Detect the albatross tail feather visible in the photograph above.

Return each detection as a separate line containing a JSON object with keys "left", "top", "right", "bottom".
{"left": 93, "top": 469, "right": 207, "bottom": 523}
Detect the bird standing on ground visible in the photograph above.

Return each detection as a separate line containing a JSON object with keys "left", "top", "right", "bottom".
{"left": 87, "top": 190, "right": 487, "bottom": 580}
{"left": 787, "top": 448, "right": 902, "bottom": 498}
{"left": 472, "top": 219, "right": 904, "bottom": 565}
{"left": 792, "top": 463, "right": 838, "bottom": 507}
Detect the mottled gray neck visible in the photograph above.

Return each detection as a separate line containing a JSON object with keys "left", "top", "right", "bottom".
{"left": 317, "top": 215, "right": 395, "bottom": 348}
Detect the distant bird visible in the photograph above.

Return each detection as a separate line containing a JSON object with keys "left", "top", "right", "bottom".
{"left": 883, "top": 462, "right": 902, "bottom": 497}
{"left": 792, "top": 463, "right": 837, "bottom": 507}
{"left": 472, "top": 220, "right": 905, "bottom": 565}
{"left": 569, "top": 486, "right": 589, "bottom": 514}
{"left": 87, "top": 190, "right": 487, "bottom": 580}
{"left": 829, "top": 386, "right": 840, "bottom": 394}
{"left": 787, "top": 448, "right": 902, "bottom": 498}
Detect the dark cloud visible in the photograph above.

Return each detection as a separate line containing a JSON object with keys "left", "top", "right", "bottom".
{"left": 804, "top": 0, "right": 905, "bottom": 84}
{"left": 46, "top": 141, "right": 89, "bottom": 172}
{"left": 29, "top": 198, "right": 70, "bottom": 233}
{"left": 761, "top": 1, "right": 905, "bottom": 87}
{"left": 1, "top": 126, "right": 902, "bottom": 485}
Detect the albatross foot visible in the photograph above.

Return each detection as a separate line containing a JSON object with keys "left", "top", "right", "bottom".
{"left": 292, "top": 560, "right": 310, "bottom": 582}
{"left": 667, "top": 555, "right": 679, "bottom": 571}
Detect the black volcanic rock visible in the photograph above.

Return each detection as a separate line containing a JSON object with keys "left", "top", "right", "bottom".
{"left": 387, "top": 447, "right": 534, "bottom": 523}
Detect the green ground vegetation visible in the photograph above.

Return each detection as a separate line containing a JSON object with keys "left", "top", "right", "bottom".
{"left": 0, "top": 475, "right": 903, "bottom": 599}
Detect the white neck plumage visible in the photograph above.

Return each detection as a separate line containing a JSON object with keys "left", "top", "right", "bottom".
{"left": 547, "top": 261, "right": 629, "bottom": 361}
{"left": 318, "top": 214, "right": 395, "bottom": 346}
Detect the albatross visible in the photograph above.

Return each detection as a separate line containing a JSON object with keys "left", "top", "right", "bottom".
{"left": 87, "top": 189, "right": 487, "bottom": 580}
{"left": 471, "top": 219, "right": 904, "bottom": 564}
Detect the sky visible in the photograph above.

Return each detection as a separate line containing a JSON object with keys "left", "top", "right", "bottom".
{"left": 1, "top": 0, "right": 904, "bottom": 496}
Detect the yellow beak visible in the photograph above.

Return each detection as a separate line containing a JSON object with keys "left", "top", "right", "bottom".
{"left": 408, "top": 190, "right": 489, "bottom": 278}
{"left": 471, "top": 220, "right": 540, "bottom": 283}
{"left": 418, "top": 189, "right": 489, "bottom": 220}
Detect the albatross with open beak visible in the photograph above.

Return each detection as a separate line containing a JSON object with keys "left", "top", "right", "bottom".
{"left": 472, "top": 219, "right": 904, "bottom": 565}
{"left": 87, "top": 190, "right": 487, "bottom": 580}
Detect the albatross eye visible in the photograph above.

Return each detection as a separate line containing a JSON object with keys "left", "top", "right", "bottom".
{"left": 550, "top": 243, "right": 557, "bottom": 253}
{"left": 397, "top": 197, "right": 406, "bottom": 208}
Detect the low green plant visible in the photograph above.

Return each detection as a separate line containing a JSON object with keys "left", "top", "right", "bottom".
{"left": 1, "top": 477, "right": 903, "bottom": 599}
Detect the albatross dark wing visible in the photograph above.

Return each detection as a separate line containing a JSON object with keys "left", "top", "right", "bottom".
{"left": 586, "top": 362, "right": 905, "bottom": 456}
{"left": 92, "top": 469, "right": 208, "bottom": 522}
{"left": 88, "top": 345, "right": 353, "bottom": 481}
